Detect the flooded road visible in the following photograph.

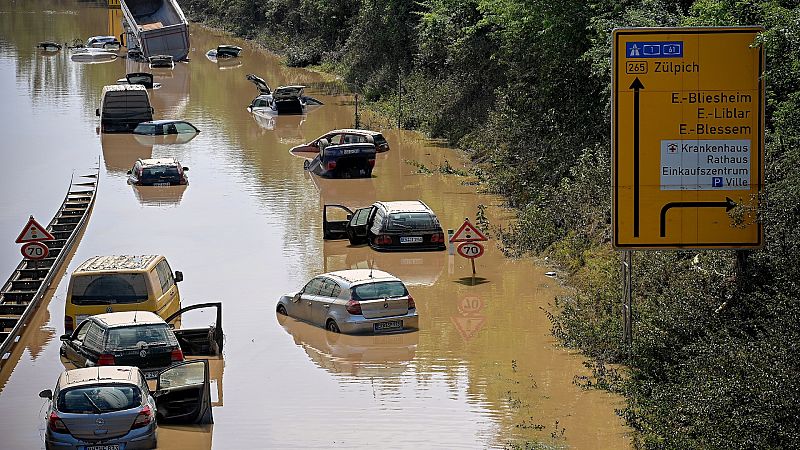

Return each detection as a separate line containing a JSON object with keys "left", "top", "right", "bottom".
{"left": 0, "top": 1, "right": 629, "bottom": 448}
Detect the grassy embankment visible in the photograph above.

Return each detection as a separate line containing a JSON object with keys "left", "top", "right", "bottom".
{"left": 183, "top": 0, "right": 800, "bottom": 447}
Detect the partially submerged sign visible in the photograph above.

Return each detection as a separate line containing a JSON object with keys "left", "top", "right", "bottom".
{"left": 15, "top": 216, "right": 54, "bottom": 243}
{"left": 612, "top": 27, "right": 764, "bottom": 249}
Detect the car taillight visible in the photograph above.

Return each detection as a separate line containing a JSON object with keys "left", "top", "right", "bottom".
{"left": 431, "top": 232, "right": 445, "bottom": 243}
{"left": 48, "top": 411, "right": 69, "bottom": 433}
{"left": 171, "top": 348, "right": 184, "bottom": 362}
{"left": 64, "top": 316, "right": 73, "bottom": 332}
{"left": 131, "top": 405, "right": 153, "bottom": 429}
{"left": 345, "top": 299, "right": 362, "bottom": 315}
{"left": 374, "top": 235, "right": 392, "bottom": 245}
{"left": 327, "top": 161, "right": 337, "bottom": 171}
{"left": 368, "top": 159, "right": 375, "bottom": 168}
{"left": 97, "top": 354, "right": 115, "bottom": 366}
{"left": 407, "top": 295, "right": 416, "bottom": 309}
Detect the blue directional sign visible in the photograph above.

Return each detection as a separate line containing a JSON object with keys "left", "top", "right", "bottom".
{"left": 625, "top": 41, "right": 683, "bottom": 58}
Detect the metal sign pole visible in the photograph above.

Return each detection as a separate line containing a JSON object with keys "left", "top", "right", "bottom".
{"left": 622, "top": 250, "right": 633, "bottom": 349}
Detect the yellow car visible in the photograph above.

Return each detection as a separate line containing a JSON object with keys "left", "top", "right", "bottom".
{"left": 64, "top": 255, "right": 183, "bottom": 332}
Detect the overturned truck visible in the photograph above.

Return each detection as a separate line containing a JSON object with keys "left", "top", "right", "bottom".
{"left": 120, "top": 0, "right": 190, "bottom": 61}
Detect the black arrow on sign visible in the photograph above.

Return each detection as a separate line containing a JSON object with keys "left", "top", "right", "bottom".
{"left": 659, "top": 197, "right": 737, "bottom": 237}
{"left": 630, "top": 77, "right": 644, "bottom": 238}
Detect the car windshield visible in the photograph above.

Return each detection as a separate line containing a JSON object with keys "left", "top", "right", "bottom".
{"left": 70, "top": 274, "right": 148, "bottom": 305}
{"left": 108, "top": 324, "right": 174, "bottom": 350}
{"left": 141, "top": 166, "right": 180, "bottom": 182}
{"left": 352, "top": 281, "right": 408, "bottom": 300}
{"left": 386, "top": 212, "right": 437, "bottom": 231}
{"left": 58, "top": 384, "right": 140, "bottom": 414}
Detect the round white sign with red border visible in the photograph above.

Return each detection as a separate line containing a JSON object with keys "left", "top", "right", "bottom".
{"left": 21, "top": 241, "right": 49, "bottom": 260}
{"left": 457, "top": 242, "right": 484, "bottom": 259}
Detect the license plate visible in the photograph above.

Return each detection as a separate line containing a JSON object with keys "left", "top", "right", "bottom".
{"left": 374, "top": 320, "right": 402, "bottom": 332}
{"left": 86, "top": 445, "right": 120, "bottom": 450}
{"left": 144, "top": 370, "right": 159, "bottom": 380}
{"left": 400, "top": 236, "right": 423, "bottom": 244}
{"left": 153, "top": 182, "right": 170, "bottom": 187}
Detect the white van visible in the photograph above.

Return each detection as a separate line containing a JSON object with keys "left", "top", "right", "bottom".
{"left": 96, "top": 85, "right": 153, "bottom": 132}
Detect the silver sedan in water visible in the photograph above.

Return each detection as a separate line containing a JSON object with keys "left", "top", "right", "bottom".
{"left": 277, "top": 269, "right": 419, "bottom": 334}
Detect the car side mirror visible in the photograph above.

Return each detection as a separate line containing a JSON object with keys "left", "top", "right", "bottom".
{"left": 127, "top": 170, "right": 132, "bottom": 175}
{"left": 174, "top": 271, "right": 183, "bottom": 282}
{"left": 59, "top": 334, "right": 70, "bottom": 342}
{"left": 39, "top": 389, "right": 52, "bottom": 400}
{"left": 293, "top": 293, "right": 301, "bottom": 302}
{"left": 182, "top": 167, "right": 189, "bottom": 171}
{"left": 150, "top": 107, "right": 154, "bottom": 114}
{"left": 95, "top": 108, "right": 100, "bottom": 117}
{"left": 346, "top": 214, "right": 352, "bottom": 221}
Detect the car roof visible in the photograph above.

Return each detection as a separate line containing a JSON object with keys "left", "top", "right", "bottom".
{"left": 374, "top": 200, "right": 432, "bottom": 213}
{"left": 328, "top": 129, "right": 383, "bottom": 136}
{"left": 137, "top": 158, "right": 180, "bottom": 166}
{"left": 59, "top": 366, "right": 139, "bottom": 388}
{"left": 325, "top": 269, "right": 399, "bottom": 285}
{"left": 101, "top": 84, "right": 147, "bottom": 93}
{"left": 91, "top": 311, "right": 165, "bottom": 327}
{"left": 76, "top": 255, "right": 161, "bottom": 272}
{"left": 139, "top": 119, "right": 185, "bottom": 125}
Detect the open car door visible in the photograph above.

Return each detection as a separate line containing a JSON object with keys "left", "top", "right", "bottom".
{"left": 165, "top": 302, "right": 224, "bottom": 357}
{"left": 245, "top": 73, "right": 271, "bottom": 94}
{"left": 154, "top": 360, "right": 213, "bottom": 424}
{"left": 347, "top": 207, "right": 372, "bottom": 245}
{"left": 323, "top": 204, "right": 354, "bottom": 240}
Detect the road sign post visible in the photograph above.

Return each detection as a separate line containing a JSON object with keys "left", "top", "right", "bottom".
{"left": 613, "top": 27, "right": 764, "bottom": 249}
{"left": 450, "top": 218, "right": 488, "bottom": 284}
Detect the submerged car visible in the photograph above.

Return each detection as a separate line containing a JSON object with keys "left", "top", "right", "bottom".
{"left": 206, "top": 44, "right": 242, "bottom": 59}
{"left": 291, "top": 129, "right": 390, "bottom": 155}
{"left": 127, "top": 158, "right": 189, "bottom": 186}
{"left": 323, "top": 201, "right": 446, "bottom": 251}
{"left": 149, "top": 55, "right": 174, "bottom": 69}
{"left": 246, "top": 74, "right": 323, "bottom": 115}
{"left": 277, "top": 269, "right": 418, "bottom": 334}
{"left": 303, "top": 140, "right": 376, "bottom": 179}
{"left": 133, "top": 120, "right": 199, "bottom": 135}
{"left": 117, "top": 72, "right": 160, "bottom": 89}
{"left": 40, "top": 362, "right": 213, "bottom": 450}
{"left": 86, "top": 35, "right": 121, "bottom": 50}
{"left": 60, "top": 304, "right": 223, "bottom": 379}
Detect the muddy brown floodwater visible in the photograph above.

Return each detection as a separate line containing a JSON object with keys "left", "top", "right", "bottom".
{"left": 0, "top": 1, "right": 630, "bottom": 448}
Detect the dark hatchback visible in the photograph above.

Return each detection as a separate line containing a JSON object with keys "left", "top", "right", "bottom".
{"left": 60, "top": 303, "right": 223, "bottom": 379}
{"left": 133, "top": 120, "right": 199, "bottom": 135}
{"left": 323, "top": 200, "right": 446, "bottom": 251}
{"left": 128, "top": 158, "right": 188, "bottom": 186}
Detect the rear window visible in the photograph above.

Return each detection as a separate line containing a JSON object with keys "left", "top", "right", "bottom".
{"left": 351, "top": 281, "right": 408, "bottom": 300}
{"left": 142, "top": 166, "right": 180, "bottom": 182}
{"left": 71, "top": 274, "right": 148, "bottom": 305}
{"left": 107, "top": 324, "right": 175, "bottom": 350}
{"left": 58, "top": 384, "right": 141, "bottom": 414}
{"left": 386, "top": 212, "right": 437, "bottom": 231}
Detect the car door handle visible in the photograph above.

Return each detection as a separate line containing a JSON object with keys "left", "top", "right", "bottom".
{"left": 307, "top": 301, "right": 312, "bottom": 305}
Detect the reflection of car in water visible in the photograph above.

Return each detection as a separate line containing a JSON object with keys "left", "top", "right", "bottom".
{"left": 277, "top": 313, "right": 418, "bottom": 377}
{"left": 323, "top": 201, "right": 447, "bottom": 251}
{"left": 323, "top": 241, "right": 446, "bottom": 287}
{"left": 132, "top": 184, "right": 187, "bottom": 206}
{"left": 39, "top": 363, "right": 214, "bottom": 450}
{"left": 101, "top": 133, "right": 154, "bottom": 174}
{"left": 277, "top": 269, "right": 419, "bottom": 334}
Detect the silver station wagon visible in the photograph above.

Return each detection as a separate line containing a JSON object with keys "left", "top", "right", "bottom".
{"left": 277, "top": 269, "right": 418, "bottom": 334}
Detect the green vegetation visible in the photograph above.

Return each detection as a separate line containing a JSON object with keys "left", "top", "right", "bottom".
{"left": 184, "top": 0, "right": 800, "bottom": 447}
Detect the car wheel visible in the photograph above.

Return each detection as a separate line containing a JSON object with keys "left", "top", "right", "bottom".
{"left": 277, "top": 305, "right": 287, "bottom": 316}
{"left": 326, "top": 320, "right": 340, "bottom": 333}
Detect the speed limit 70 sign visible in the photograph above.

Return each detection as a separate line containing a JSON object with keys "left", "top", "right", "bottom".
{"left": 21, "top": 241, "right": 49, "bottom": 260}
{"left": 457, "top": 242, "right": 484, "bottom": 259}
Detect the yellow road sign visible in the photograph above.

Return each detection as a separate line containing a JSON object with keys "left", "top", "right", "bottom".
{"left": 612, "top": 27, "right": 764, "bottom": 249}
